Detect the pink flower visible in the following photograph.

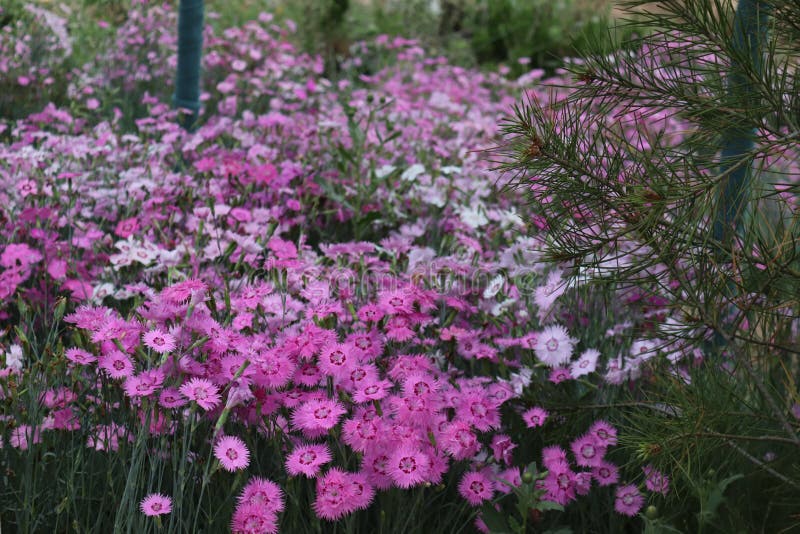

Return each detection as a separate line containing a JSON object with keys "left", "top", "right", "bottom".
{"left": 214, "top": 435, "right": 250, "bottom": 472}
{"left": 99, "top": 350, "right": 134, "bottom": 379}
{"left": 238, "top": 477, "right": 285, "bottom": 513}
{"left": 542, "top": 445, "right": 568, "bottom": 468}
{"left": 123, "top": 368, "right": 165, "bottom": 398}
{"left": 441, "top": 422, "right": 480, "bottom": 460}
{"left": 140, "top": 493, "right": 171, "bottom": 516}
{"left": 114, "top": 217, "right": 139, "bottom": 238}
{"left": 490, "top": 434, "right": 516, "bottom": 465}
{"left": 318, "top": 342, "right": 355, "bottom": 378}
{"left": 534, "top": 324, "right": 575, "bottom": 367}
{"left": 285, "top": 443, "right": 332, "bottom": 478}
{"left": 179, "top": 378, "right": 222, "bottom": 411}
{"left": 542, "top": 460, "right": 577, "bottom": 506}
{"left": 548, "top": 367, "right": 572, "bottom": 384}
{"left": 570, "top": 434, "right": 606, "bottom": 468}
{"left": 643, "top": 465, "right": 669, "bottom": 495}
{"left": 591, "top": 461, "right": 620, "bottom": 486}
{"left": 352, "top": 379, "right": 393, "bottom": 403}
{"left": 521, "top": 406, "right": 548, "bottom": 428}
{"left": 458, "top": 471, "right": 495, "bottom": 506}
{"left": 313, "top": 468, "right": 357, "bottom": 520}
{"left": 231, "top": 504, "right": 278, "bottom": 534}
{"left": 494, "top": 468, "right": 522, "bottom": 494}
{"left": 159, "top": 387, "right": 188, "bottom": 409}
{"left": 588, "top": 420, "right": 618, "bottom": 447}
{"left": 1, "top": 243, "right": 42, "bottom": 269}
{"left": 65, "top": 348, "right": 96, "bottom": 365}
{"left": 143, "top": 329, "right": 177, "bottom": 353}
{"left": 614, "top": 484, "right": 644, "bottom": 516}
{"left": 291, "top": 399, "right": 346, "bottom": 438}
{"left": 388, "top": 446, "right": 430, "bottom": 488}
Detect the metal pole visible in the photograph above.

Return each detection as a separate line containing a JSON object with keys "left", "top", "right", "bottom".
{"left": 173, "top": 0, "right": 204, "bottom": 131}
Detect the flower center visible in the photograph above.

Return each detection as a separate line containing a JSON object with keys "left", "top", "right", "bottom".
{"left": 546, "top": 338, "right": 559, "bottom": 351}
{"left": 470, "top": 481, "right": 484, "bottom": 494}
{"left": 314, "top": 407, "right": 331, "bottom": 419}
{"left": 399, "top": 456, "right": 417, "bottom": 474}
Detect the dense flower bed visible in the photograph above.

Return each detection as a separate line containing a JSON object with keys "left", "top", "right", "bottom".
{"left": 0, "top": 4, "right": 683, "bottom": 533}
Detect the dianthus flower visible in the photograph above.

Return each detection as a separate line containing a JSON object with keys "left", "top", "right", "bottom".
{"left": 286, "top": 443, "right": 332, "bottom": 478}
{"left": 291, "top": 399, "right": 346, "bottom": 438}
{"left": 458, "top": 471, "right": 495, "bottom": 506}
{"left": 140, "top": 493, "right": 171, "bottom": 516}
{"left": 534, "top": 324, "right": 575, "bottom": 367}
{"left": 238, "top": 477, "right": 285, "bottom": 514}
{"left": 179, "top": 377, "right": 222, "bottom": 411}
{"left": 521, "top": 406, "right": 548, "bottom": 428}
{"left": 143, "top": 329, "right": 177, "bottom": 353}
{"left": 570, "top": 433, "right": 606, "bottom": 468}
{"left": 614, "top": 484, "right": 644, "bottom": 516}
{"left": 214, "top": 435, "right": 250, "bottom": 472}
{"left": 643, "top": 464, "right": 670, "bottom": 495}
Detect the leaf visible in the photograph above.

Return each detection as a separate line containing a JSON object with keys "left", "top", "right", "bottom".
{"left": 643, "top": 517, "right": 684, "bottom": 534}
{"left": 698, "top": 473, "right": 743, "bottom": 525}
{"left": 480, "top": 504, "right": 512, "bottom": 534}
{"left": 535, "top": 499, "right": 565, "bottom": 513}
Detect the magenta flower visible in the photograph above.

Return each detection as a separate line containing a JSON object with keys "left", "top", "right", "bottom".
{"left": 588, "top": 420, "right": 618, "bottom": 447}
{"left": 143, "top": 329, "right": 177, "bottom": 353}
{"left": 346, "top": 471, "right": 375, "bottom": 512}
{"left": 214, "top": 435, "right": 250, "bottom": 472}
{"left": 441, "top": 421, "right": 480, "bottom": 460}
{"left": 313, "top": 468, "right": 357, "bottom": 521}
{"left": 140, "top": 493, "right": 171, "bottom": 516}
{"left": 591, "top": 461, "right": 620, "bottom": 486}
{"left": 318, "top": 342, "right": 355, "bottom": 378}
{"left": 352, "top": 379, "right": 392, "bottom": 403}
{"left": 542, "top": 460, "right": 577, "bottom": 506}
{"left": 238, "top": 477, "right": 285, "bottom": 513}
{"left": 388, "top": 446, "right": 430, "bottom": 488}
{"left": 458, "top": 471, "right": 495, "bottom": 506}
{"left": 179, "top": 378, "right": 222, "bottom": 411}
{"left": 291, "top": 399, "right": 346, "bottom": 438}
{"left": 643, "top": 465, "right": 670, "bottom": 495}
{"left": 99, "top": 350, "right": 134, "bottom": 379}
{"left": 285, "top": 443, "right": 333, "bottom": 478}
{"left": 614, "top": 484, "right": 644, "bottom": 516}
{"left": 231, "top": 504, "right": 278, "bottom": 534}
{"left": 159, "top": 387, "right": 188, "bottom": 409}
{"left": 123, "top": 369, "right": 165, "bottom": 398}
{"left": 65, "top": 348, "right": 96, "bottom": 365}
{"left": 570, "top": 434, "right": 606, "bottom": 468}
{"left": 521, "top": 406, "right": 548, "bottom": 428}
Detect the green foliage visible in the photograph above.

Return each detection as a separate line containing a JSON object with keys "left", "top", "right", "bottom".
{"left": 499, "top": 0, "right": 800, "bottom": 531}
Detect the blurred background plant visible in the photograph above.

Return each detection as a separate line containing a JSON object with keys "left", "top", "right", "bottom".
{"left": 499, "top": 0, "right": 800, "bottom": 531}
{"left": 0, "top": 0, "right": 622, "bottom": 123}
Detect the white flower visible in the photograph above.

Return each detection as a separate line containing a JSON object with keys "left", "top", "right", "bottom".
{"left": 457, "top": 204, "right": 488, "bottom": 229}
{"left": 570, "top": 349, "right": 600, "bottom": 378}
{"left": 5, "top": 344, "right": 24, "bottom": 371}
{"left": 440, "top": 166, "right": 461, "bottom": 175}
{"left": 483, "top": 275, "right": 505, "bottom": 299}
{"left": 534, "top": 324, "right": 575, "bottom": 367}
{"left": 375, "top": 164, "right": 396, "bottom": 179}
{"left": 401, "top": 163, "right": 426, "bottom": 182}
